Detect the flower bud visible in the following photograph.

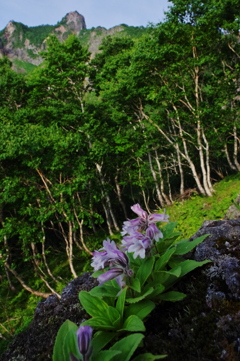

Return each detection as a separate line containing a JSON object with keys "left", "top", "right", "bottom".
{"left": 76, "top": 325, "right": 93, "bottom": 361}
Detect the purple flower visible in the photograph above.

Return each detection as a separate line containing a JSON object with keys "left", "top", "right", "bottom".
{"left": 91, "top": 249, "right": 109, "bottom": 271}
{"left": 147, "top": 223, "right": 163, "bottom": 242}
{"left": 91, "top": 239, "right": 129, "bottom": 271}
{"left": 76, "top": 325, "right": 93, "bottom": 361}
{"left": 126, "top": 233, "right": 152, "bottom": 259}
{"left": 122, "top": 204, "right": 169, "bottom": 235}
{"left": 122, "top": 225, "right": 162, "bottom": 259}
{"left": 97, "top": 268, "right": 124, "bottom": 285}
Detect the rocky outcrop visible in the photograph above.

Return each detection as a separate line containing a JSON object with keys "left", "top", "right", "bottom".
{"left": 2, "top": 219, "right": 240, "bottom": 360}
{"left": 62, "top": 11, "right": 86, "bottom": 34}
{"left": 0, "top": 11, "right": 87, "bottom": 69}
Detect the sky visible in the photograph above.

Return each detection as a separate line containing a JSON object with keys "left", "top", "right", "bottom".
{"left": 0, "top": 0, "right": 172, "bottom": 31}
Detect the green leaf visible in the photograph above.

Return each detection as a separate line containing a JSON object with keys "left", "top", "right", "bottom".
{"left": 93, "top": 350, "right": 122, "bottom": 361}
{"left": 79, "top": 291, "right": 109, "bottom": 318}
{"left": 81, "top": 317, "right": 116, "bottom": 331}
{"left": 173, "top": 235, "right": 209, "bottom": 255}
{"left": 157, "top": 291, "right": 186, "bottom": 302}
{"left": 152, "top": 267, "right": 181, "bottom": 284}
{"left": 132, "top": 353, "right": 168, "bottom": 360}
{"left": 157, "top": 238, "right": 179, "bottom": 254}
{"left": 124, "top": 300, "right": 155, "bottom": 320}
{"left": 92, "top": 270, "right": 104, "bottom": 278}
{"left": 176, "top": 259, "right": 211, "bottom": 277}
{"left": 116, "top": 287, "right": 127, "bottom": 318}
{"left": 110, "top": 333, "right": 145, "bottom": 361}
{"left": 126, "top": 287, "right": 154, "bottom": 303}
{"left": 90, "top": 284, "right": 119, "bottom": 298}
{"left": 107, "top": 306, "right": 121, "bottom": 325}
{"left": 119, "top": 315, "right": 146, "bottom": 332}
{"left": 129, "top": 277, "right": 141, "bottom": 293}
{"left": 91, "top": 331, "right": 118, "bottom": 355}
{"left": 136, "top": 256, "right": 155, "bottom": 285}
{"left": 154, "top": 248, "right": 176, "bottom": 271}
{"left": 147, "top": 284, "right": 165, "bottom": 299}
{"left": 52, "top": 320, "right": 80, "bottom": 361}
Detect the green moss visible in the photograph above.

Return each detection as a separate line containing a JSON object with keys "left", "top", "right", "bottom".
{"left": 165, "top": 172, "right": 240, "bottom": 238}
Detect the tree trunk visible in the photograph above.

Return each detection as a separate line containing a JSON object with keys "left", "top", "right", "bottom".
{"left": 233, "top": 125, "right": 240, "bottom": 171}
{"left": 148, "top": 152, "right": 165, "bottom": 207}
{"left": 5, "top": 263, "right": 52, "bottom": 298}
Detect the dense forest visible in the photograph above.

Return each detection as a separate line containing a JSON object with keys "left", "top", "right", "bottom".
{"left": 0, "top": 0, "right": 240, "bottom": 298}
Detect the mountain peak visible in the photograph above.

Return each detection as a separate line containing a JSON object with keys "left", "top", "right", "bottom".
{"left": 60, "top": 11, "right": 86, "bottom": 34}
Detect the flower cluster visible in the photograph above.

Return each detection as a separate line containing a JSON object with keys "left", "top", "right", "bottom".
{"left": 91, "top": 204, "right": 169, "bottom": 287}
{"left": 91, "top": 238, "right": 133, "bottom": 288}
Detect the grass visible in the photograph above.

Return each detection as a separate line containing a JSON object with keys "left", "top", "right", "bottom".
{"left": 165, "top": 172, "right": 240, "bottom": 238}
{"left": 13, "top": 59, "right": 37, "bottom": 73}
{"left": 0, "top": 172, "right": 240, "bottom": 356}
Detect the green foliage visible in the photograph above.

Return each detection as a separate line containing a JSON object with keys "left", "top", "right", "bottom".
{"left": 10, "top": 22, "right": 55, "bottom": 48}
{"left": 52, "top": 320, "right": 80, "bottom": 361}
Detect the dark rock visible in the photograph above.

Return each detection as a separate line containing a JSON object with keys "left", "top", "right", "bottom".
{"left": 143, "top": 219, "right": 240, "bottom": 361}
{"left": 0, "top": 272, "right": 97, "bottom": 361}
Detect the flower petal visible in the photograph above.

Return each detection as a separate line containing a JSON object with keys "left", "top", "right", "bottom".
{"left": 131, "top": 203, "right": 148, "bottom": 219}
{"left": 97, "top": 268, "right": 123, "bottom": 285}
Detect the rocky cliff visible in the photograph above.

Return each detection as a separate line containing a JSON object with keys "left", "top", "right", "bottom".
{"left": 0, "top": 11, "right": 145, "bottom": 72}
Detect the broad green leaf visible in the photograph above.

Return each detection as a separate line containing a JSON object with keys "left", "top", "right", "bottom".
{"left": 147, "top": 284, "right": 165, "bottom": 299}
{"left": 132, "top": 353, "right": 168, "bottom": 360}
{"left": 162, "top": 221, "right": 178, "bottom": 237}
{"left": 168, "top": 255, "right": 185, "bottom": 268}
{"left": 173, "top": 235, "right": 208, "bottom": 255}
{"left": 116, "top": 287, "right": 127, "bottom": 318}
{"left": 119, "top": 315, "right": 146, "bottom": 332}
{"left": 91, "top": 331, "right": 118, "bottom": 355}
{"left": 157, "top": 238, "right": 179, "bottom": 254}
{"left": 124, "top": 300, "right": 155, "bottom": 320}
{"left": 136, "top": 256, "right": 155, "bottom": 285}
{"left": 126, "top": 287, "right": 154, "bottom": 303}
{"left": 176, "top": 259, "right": 211, "bottom": 277}
{"left": 81, "top": 317, "right": 116, "bottom": 331}
{"left": 110, "top": 333, "right": 145, "bottom": 361}
{"left": 107, "top": 306, "right": 121, "bottom": 325}
{"left": 90, "top": 284, "right": 119, "bottom": 298}
{"left": 157, "top": 291, "right": 186, "bottom": 302}
{"left": 152, "top": 268, "right": 181, "bottom": 284}
{"left": 52, "top": 319, "right": 80, "bottom": 361}
{"left": 79, "top": 291, "right": 109, "bottom": 318}
{"left": 129, "top": 277, "right": 141, "bottom": 293}
{"left": 154, "top": 248, "right": 176, "bottom": 271}
{"left": 93, "top": 350, "right": 121, "bottom": 361}
{"left": 161, "top": 222, "right": 181, "bottom": 240}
